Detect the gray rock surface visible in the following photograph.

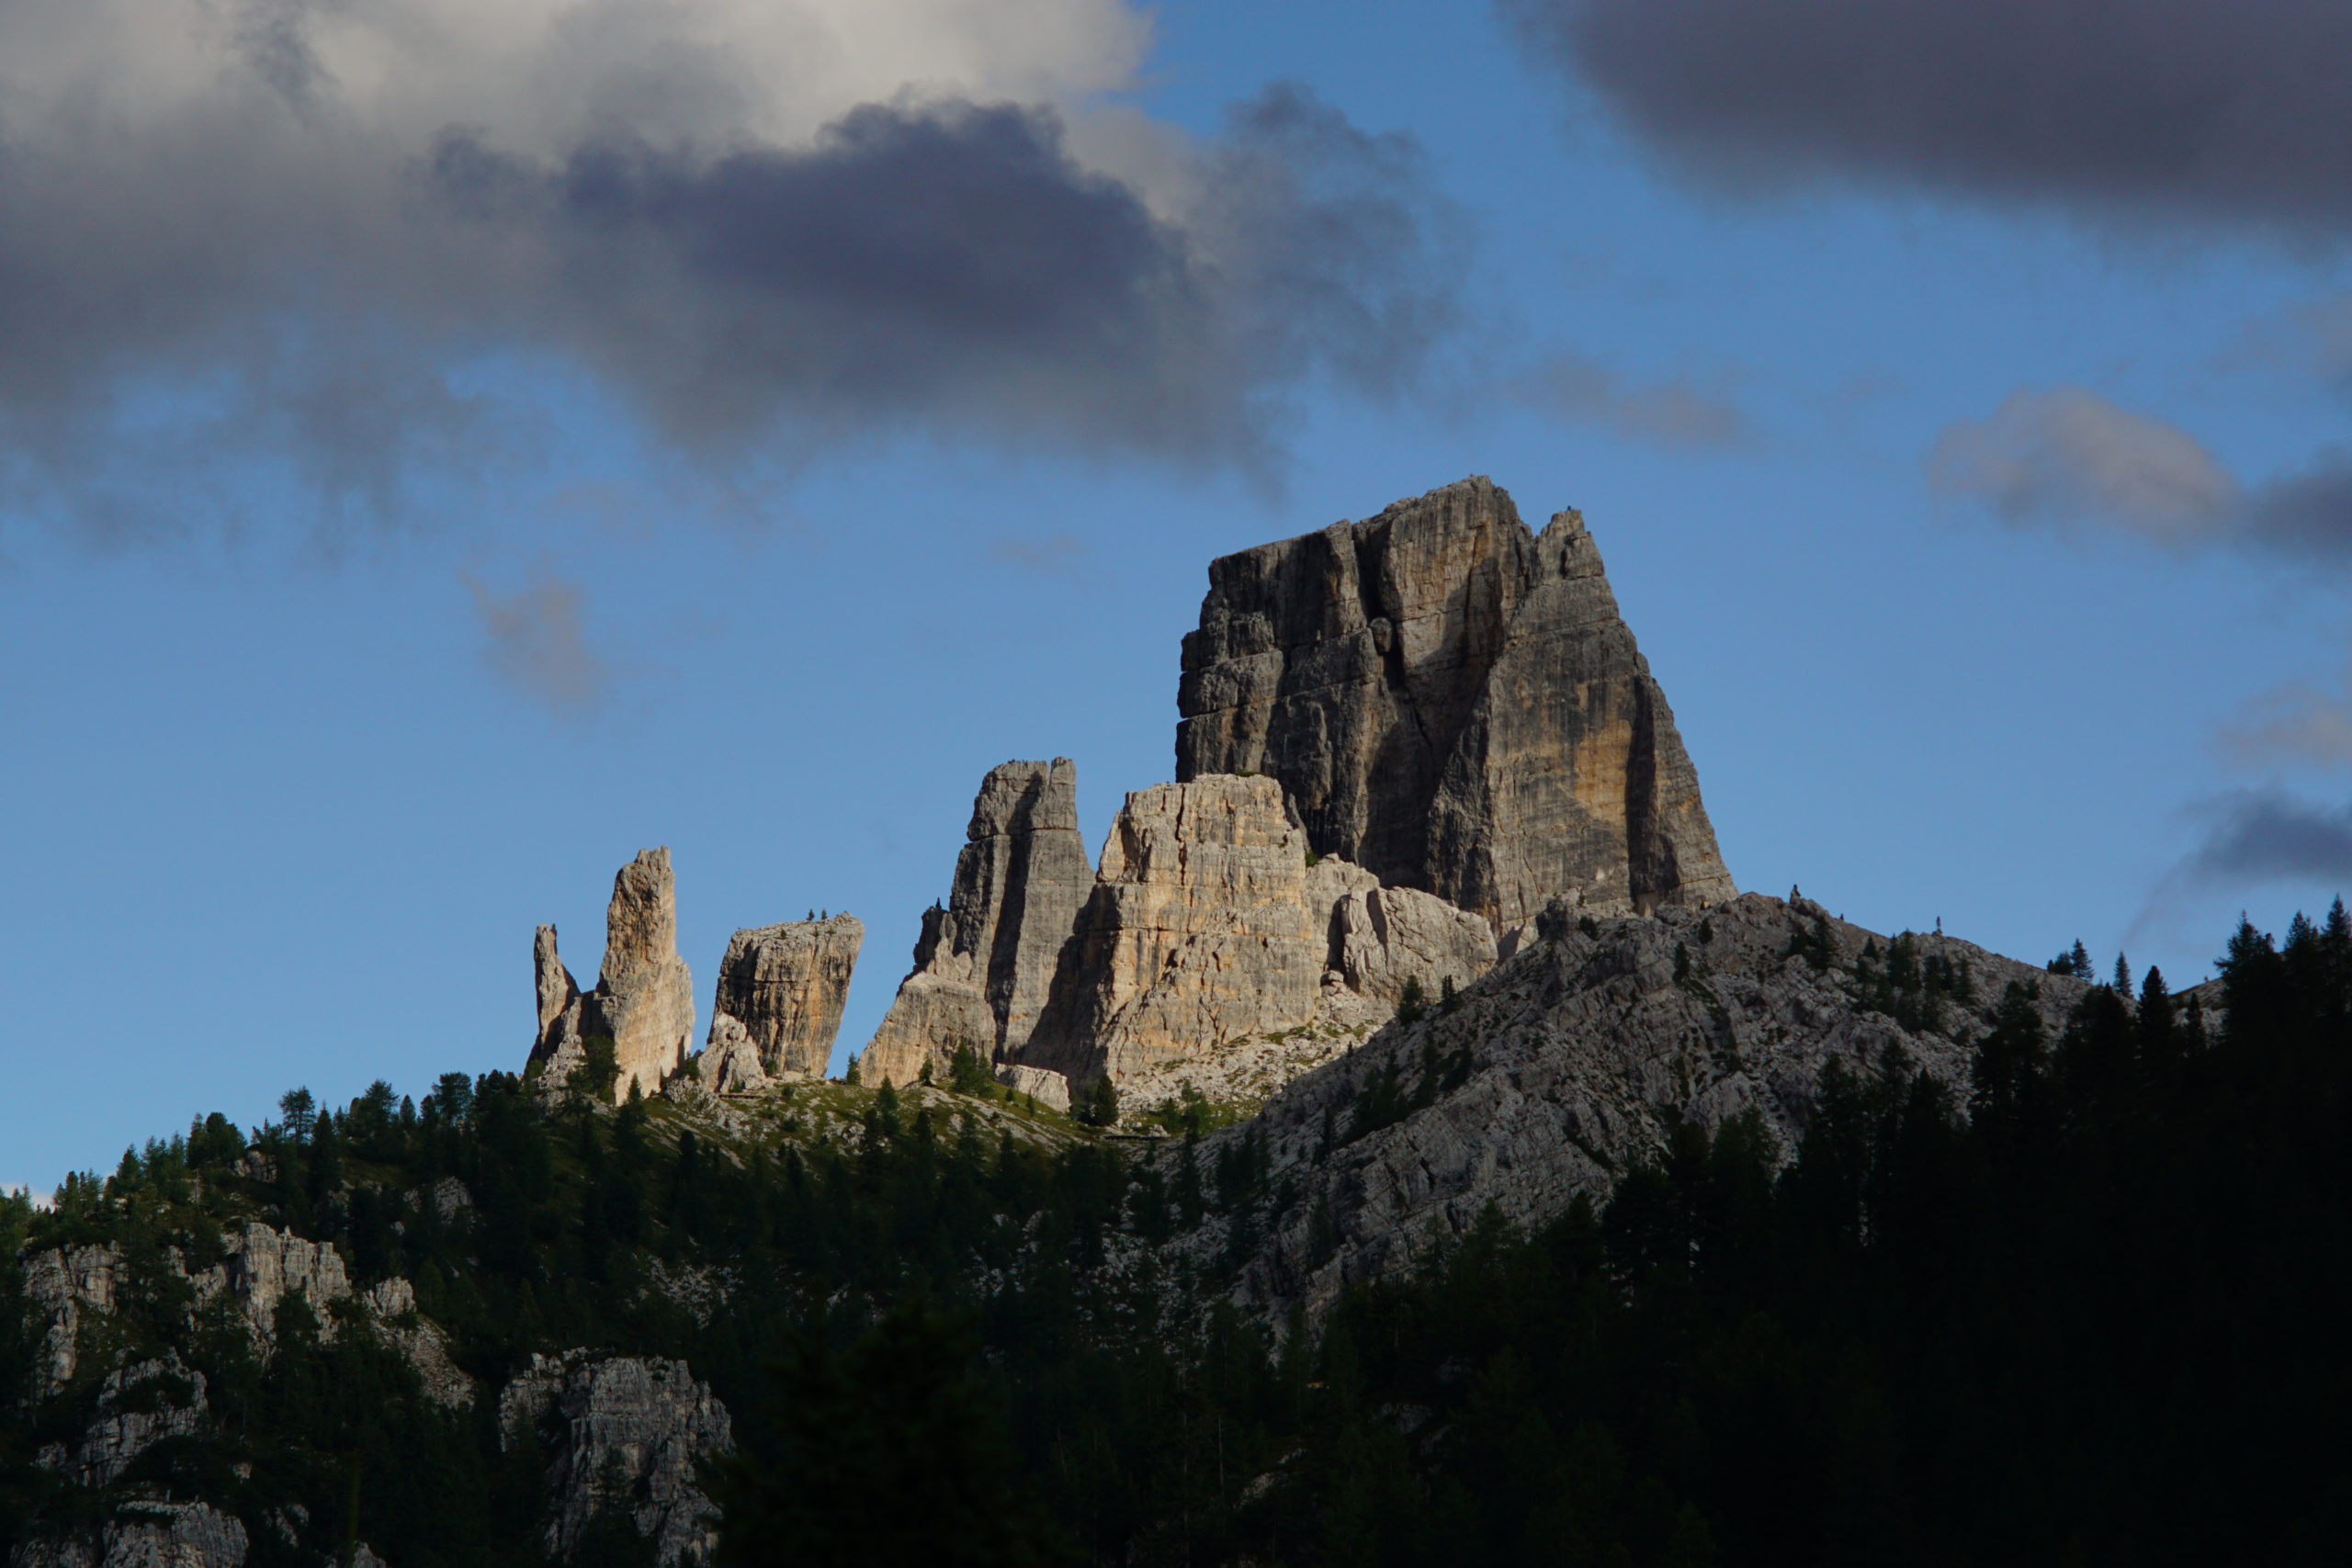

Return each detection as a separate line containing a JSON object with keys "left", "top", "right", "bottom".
{"left": 1331, "top": 885, "right": 1498, "bottom": 1007}
{"left": 12, "top": 1501, "right": 249, "bottom": 1568}
{"left": 707, "top": 915, "right": 862, "bottom": 1077}
{"left": 591, "top": 849, "right": 696, "bottom": 1102}
{"left": 528, "top": 925, "right": 590, "bottom": 1086}
{"left": 36, "top": 1357, "right": 208, "bottom": 1488}
{"left": 1160, "top": 893, "right": 2086, "bottom": 1322}
{"left": 500, "top": 1352, "right": 731, "bottom": 1568}
{"left": 25, "top": 1244, "right": 119, "bottom": 1391}
{"left": 1175, "top": 477, "right": 1736, "bottom": 925}
{"left": 693, "top": 1014, "right": 771, "bottom": 1095}
{"left": 208, "top": 1223, "right": 350, "bottom": 1337}
{"left": 26, "top": 1226, "right": 467, "bottom": 1408}
{"left": 997, "top": 1064, "right": 1072, "bottom": 1112}
{"left": 864, "top": 760, "right": 1092, "bottom": 1087}
{"left": 1020, "top": 775, "right": 1337, "bottom": 1087}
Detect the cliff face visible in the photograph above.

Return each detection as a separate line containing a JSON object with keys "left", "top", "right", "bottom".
{"left": 500, "top": 1352, "right": 731, "bottom": 1568}
{"left": 707, "top": 915, "right": 863, "bottom": 1078}
{"left": 1175, "top": 476, "right": 1735, "bottom": 925}
{"left": 528, "top": 852, "right": 697, "bottom": 1102}
{"left": 862, "top": 760, "right": 1092, "bottom": 1087}
{"left": 1016, "top": 775, "right": 1496, "bottom": 1091}
{"left": 593, "top": 849, "right": 697, "bottom": 1101}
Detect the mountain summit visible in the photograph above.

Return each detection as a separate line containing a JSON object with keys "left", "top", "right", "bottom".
{"left": 1177, "top": 476, "right": 1735, "bottom": 925}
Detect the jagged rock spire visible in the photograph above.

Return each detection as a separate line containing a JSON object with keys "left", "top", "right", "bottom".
{"left": 861, "top": 759, "right": 1092, "bottom": 1088}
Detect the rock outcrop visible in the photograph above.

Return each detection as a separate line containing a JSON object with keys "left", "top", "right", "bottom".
{"left": 593, "top": 849, "right": 696, "bottom": 1102}
{"left": 1157, "top": 893, "right": 2088, "bottom": 1323}
{"left": 1175, "top": 476, "right": 1736, "bottom": 925}
{"left": 692, "top": 1014, "right": 771, "bottom": 1095}
{"left": 528, "top": 851, "right": 697, "bottom": 1101}
{"left": 706, "top": 915, "right": 863, "bottom": 1078}
{"left": 13, "top": 1501, "right": 250, "bottom": 1568}
{"left": 1330, "top": 884, "right": 1498, "bottom": 1007}
{"left": 501, "top": 1352, "right": 731, "bottom": 1568}
{"left": 36, "top": 1357, "right": 208, "bottom": 1488}
{"left": 26, "top": 1226, "right": 468, "bottom": 1407}
{"left": 530, "top": 925, "right": 589, "bottom": 1083}
{"left": 1021, "top": 776, "right": 1392, "bottom": 1088}
{"left": 862, "top": 760, "right": 1092, "bottom": 1088}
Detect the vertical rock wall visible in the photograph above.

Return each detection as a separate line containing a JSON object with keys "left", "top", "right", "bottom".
{"left": 1175, "top": 476, "right": 1735, "bottom": 925}
{"left": 1020, "top": 776, "right": 1356, "bottom": 1086}
{"left": 861, "top": 759, "right": 1092, "bottom": 1087}
{"left": 589, "top": 849, "right": 696, "bottom": 1102}
{"left": 706, "top": 915, "right": 863, "bottom": 1077}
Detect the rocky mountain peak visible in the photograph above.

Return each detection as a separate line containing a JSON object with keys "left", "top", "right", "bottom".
{"left": 1175, "top": 476, "right": 1735, "bottom": 926}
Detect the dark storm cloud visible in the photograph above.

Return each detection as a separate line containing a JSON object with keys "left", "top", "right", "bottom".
{"left": 2162, "top": 790, "right": 2352, "bottom": 893}
{"left": 2245, "top": 457, "right": 2352, "bottom": 561}
{"left": 1504, "top": 0, "right": 2352, "bottom": 231}
{"left": 0, "top": 79, "right": 1462, "bottom": 536}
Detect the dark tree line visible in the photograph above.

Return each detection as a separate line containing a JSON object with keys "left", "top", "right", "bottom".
{"left": 4, "top": 907, "right": 2349, "bottom": 1566}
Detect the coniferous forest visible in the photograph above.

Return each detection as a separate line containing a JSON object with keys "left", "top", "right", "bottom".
{"left": 4, "top": 908, "right": 2348, "bottom": 1567}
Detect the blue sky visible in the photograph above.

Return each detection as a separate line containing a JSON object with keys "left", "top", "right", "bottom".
{"left": 6, "top": 0, "right": 2351, "bottom": 1189}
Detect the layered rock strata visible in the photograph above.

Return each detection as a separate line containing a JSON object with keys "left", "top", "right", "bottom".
{"left": 862, "top": 759, "right": 1092, "bottom": 1088}
{"left": 527, "top": 850, "right": 696, "bottom": 1102}
{"left": 1018, "top": 775, "right": 1496, "bottom": 1090}
{"left": 707, "top": 915, "right": 863, "bottom": 1077}
{"left": 501, "top": 1352, "right": 731, "bottom": 1568}
{"left": 1175, "top": 476, "right": 1736, "bottom": 925}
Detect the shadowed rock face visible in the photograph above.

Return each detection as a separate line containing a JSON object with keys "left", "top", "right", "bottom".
{"left": 1175, "top": 476, "right": 1735, "bottom": 925}
{"left": 500, "top": 1352, "right": 730, "bottom": 1568}
{"left": 862, "top": 759, "right": 1092, "bottom": 1088}
{"left": 593, "top": 849, "right": 696, "bottom": 1103}
{"left": 707, "top": 916, "right": 863, "bottom": 1077}
{"left": 528, "top": 926, "right": 590, "bottom": 1085}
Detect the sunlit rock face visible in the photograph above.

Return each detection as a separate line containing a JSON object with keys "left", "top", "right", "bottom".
{"left": 593, "top": 848, "right": 697, "bottom": 1102}
{"left": 707, "top": 915, "right": 864, "bottom": 1078}
{"left": 1175, "top": 475, "right": 1735, "bottom": 926}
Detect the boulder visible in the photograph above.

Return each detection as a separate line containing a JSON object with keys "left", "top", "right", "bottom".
{"left": 997, "top": 1064, "right": 1071, "bottom": 1112}
{"left": 695, "top": 1014, "right": 771, "bottom": 1095}
{"left": 863, "top": 760, "right": 1092, "bottom": 1087}
{"left": 706, "top": 915, "right": 862, "bottom": 1078}
{"left": 1331, "top": 884, "right": 1498, "bottom": 1007}
{"left": 1175, "top": 477, "right": 1736, "bottom": 925}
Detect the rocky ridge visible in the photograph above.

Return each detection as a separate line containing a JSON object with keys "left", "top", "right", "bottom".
{"left": 1146, "top": 892, "right": 2089, "bottom": 1322}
